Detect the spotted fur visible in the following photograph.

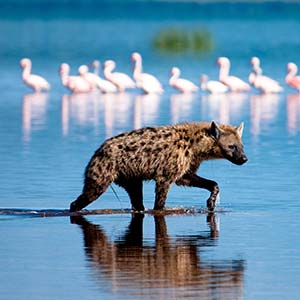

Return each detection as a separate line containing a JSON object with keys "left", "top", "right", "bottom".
{"left": 70, "top": 121, "right": 247, "bottom": 212}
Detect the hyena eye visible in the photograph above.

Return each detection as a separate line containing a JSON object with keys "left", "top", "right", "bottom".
{"left": 228, "top": 144, "right": 237, "bottom": 151}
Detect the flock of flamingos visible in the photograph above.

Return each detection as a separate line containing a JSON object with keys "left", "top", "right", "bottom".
{"left": 20, "top": 52, "right": 300, "bottom": 94}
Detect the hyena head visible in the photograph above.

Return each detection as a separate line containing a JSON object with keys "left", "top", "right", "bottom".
{"left": 210, "top": 121, "right": 248, "bottom": 165}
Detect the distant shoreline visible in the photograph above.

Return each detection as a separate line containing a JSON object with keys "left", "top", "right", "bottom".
{"left": 1, "top": 0, "right": 300, "bottom": 20}
{"left": 1, "top": 0, "right": 300, "bottom": 3}
{"left": 148, "top": 0, "right": 300, "bottom": 2}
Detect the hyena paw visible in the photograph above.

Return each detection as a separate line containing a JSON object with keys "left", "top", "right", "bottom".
{"left": 206, "top": 191, "right": 219, "bottom": 211}
{"left": 207, "top": 198, "right": 215, "bottom": 211}
{"left": 70, "top": 201, "right": 80, "bottom": 212}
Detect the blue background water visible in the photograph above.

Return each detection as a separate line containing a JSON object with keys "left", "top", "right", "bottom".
{"left": 0, "top": 1, "right": 300, "bottom": 299}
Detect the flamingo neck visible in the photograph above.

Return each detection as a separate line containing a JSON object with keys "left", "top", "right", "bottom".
{"left": 249, "top": 72, "right": 256, "bottom": 85}
{"left": 22, "top": 63, "right": 31, "bottom": 80}
{"left": 169, "top": 71, "right": 179, "bottom": 85}
{"left": 219, "top": 63, "right": 229, "bottom": 81}
{"left": 60, "top": 70, "right": 69, "bottom": 86}
{"left": 254, "top": 65, "right": 262, "bottom": 75}
{"left": 253, "top": 61, "right": 260, "bottom": 70}
{"left": 133, "top": 57, "right": 142, "bottom": 80}
{"left": 286, "top": 68, "right": 297, "bottom": 82}
{"left": 290, "top": 68, "right": 297, "bottom": 77}
{"left": 104, "top": 65, "right": 114, "bottom": 80}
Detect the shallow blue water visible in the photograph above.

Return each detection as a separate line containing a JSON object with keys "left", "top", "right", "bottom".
{"left": 0, "top": 2, "right": 300, "bottom": 299}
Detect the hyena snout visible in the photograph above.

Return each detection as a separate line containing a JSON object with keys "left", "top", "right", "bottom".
{"left": 231, "top": 147, "right": 248, "bottom": 165}
{"left": 234, "top": 153, "right": 248, "bottom": 165}
{"left": 223, "top": 145, "right": 248, "bottom": 165}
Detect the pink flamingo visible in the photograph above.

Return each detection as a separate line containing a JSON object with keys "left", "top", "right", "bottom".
{"left": 248, "top": 57, "right": 262, "bottom": 86}
{"left": 20, "top": 58, "right": 50, "bottom": 92}
{"left": 131, "top": 52, "right": 164, "bottom": 94}
{"left": 217, "top": 57, "right": 251, "bottom": 92}
{"left": 249, "top": 57, "right": 283, "bottom": 93}
{"left": 79, "top": 64, "right": 117, "bottom": 93}
{"left": 103, "top": 60, "right": 135, "bottom": 92}
{"left": 59, "top": 63, "right": 92, "bottom": 93}
{"left": 169, "top": 67, "right": 198, "bottom": 93}
{"left": 286, "top": 62, "right": 300, "bottom": 92}
{"left": 200, "top": 74, "right": 228, "bottom": 94}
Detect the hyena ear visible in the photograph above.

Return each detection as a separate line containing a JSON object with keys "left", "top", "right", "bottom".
{"left": 236, "top": 122, "right": 244, "bottom": 138}
{"left": 209, "top": 121, "right": 223, "bottom": 140}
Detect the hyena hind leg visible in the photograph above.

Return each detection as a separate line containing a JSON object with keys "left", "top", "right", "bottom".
{"left": 70, "top": 178, "right": 111, "bottom": 212}
{"left": 115, "top": 178, "right": 144, "bottom": 211}
{"left": 154, "top": 180, "right": 172, "bottom": 210}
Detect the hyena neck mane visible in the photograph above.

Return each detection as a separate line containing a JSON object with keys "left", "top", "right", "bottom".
{"left": 174, "top": 122, "right": 224, "bottom": 160}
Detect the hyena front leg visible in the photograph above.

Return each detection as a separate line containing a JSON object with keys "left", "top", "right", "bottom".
{"left": 70, "top": 177, "right": 112, "bottom": 212}
{"left": 176, "top": 173, "right": 219, "bottom": 211}
{"left": 154, "top": 179, "right": 172, "bottom": 210}
{"left": 115, "top": 178, "right": 144, "bottom": 212}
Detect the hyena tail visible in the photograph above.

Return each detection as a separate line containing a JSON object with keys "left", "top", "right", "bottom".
{"left": 70, "top": 153, "right": 116, "bottom": 212}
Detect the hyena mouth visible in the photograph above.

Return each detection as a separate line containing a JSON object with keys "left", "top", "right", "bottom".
{"left": 224, "top": 152, "right": 248, "bottom": 165}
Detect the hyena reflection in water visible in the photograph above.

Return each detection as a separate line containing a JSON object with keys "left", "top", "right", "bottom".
{"left": 70, "top": 121, "right": 247, "bottom": 212}
{"left": 71, "top": 214, "right": 244, "bottom": 299}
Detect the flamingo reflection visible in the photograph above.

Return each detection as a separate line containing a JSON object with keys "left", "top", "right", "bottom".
{"left": 287, "top": 94, "right": 300, "bottom": 135}
{"left": 133, "top": 93, "right": 161, "bottom": 129}
{"left": 71, "top": 214, "right": 244, "bottom": 300}
{"left": 201, "top": 93, "right": 247, "bottom": 124}
{"left": 170, "top": 93, "right": 196, "bottom": 124}
{"left": 22, "top": 92, "right": 48, "bottom": 142}
{"left": 102, "top": 92, "right": 133, "bottom": 138}
{"left": 250, "top": 93, "right": 280, "bottom": 136}
{"left": 61, "top": 92, "right": 100, "bottom": 136}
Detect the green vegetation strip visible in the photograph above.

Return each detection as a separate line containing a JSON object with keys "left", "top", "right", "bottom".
{"left": 153, "top": 27, "right": 214, "bottom": 54}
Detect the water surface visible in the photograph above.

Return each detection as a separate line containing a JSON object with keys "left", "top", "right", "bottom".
{"left": 0, "top": 2, "right": 300, "bottom": 299}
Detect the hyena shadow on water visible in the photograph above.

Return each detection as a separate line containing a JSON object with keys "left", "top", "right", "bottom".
{"left": 70, "top": 121, "right": 247, "bottom": 212}
{"left": 71, "top": 214, "right": 245, "bottom": 299}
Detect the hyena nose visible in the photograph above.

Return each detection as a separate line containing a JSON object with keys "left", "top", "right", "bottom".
{"left": 240, "top": 155, "right": 248, "bottom": 164}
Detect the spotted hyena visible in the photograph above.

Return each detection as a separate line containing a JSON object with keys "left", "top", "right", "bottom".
{"left": 70, "top": 121, "right": 247, "bottom": 212}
